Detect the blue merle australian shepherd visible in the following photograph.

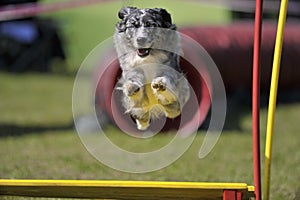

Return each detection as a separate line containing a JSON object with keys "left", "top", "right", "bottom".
{"left": 114, "top": 7, "right": 190, "bottom": 130}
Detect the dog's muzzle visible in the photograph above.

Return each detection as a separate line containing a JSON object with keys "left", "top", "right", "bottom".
{"left": 137, "top": 48, "right": 151, "bottom": 57}
{"left": 136, "top": 36, "right": 151, "bottom": 57}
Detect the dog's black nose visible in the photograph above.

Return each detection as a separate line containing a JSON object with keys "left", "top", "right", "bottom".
{"left": 137, "top": 37, "right": 147, "bottom": 44}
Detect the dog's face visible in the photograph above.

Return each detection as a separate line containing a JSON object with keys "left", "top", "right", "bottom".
{"left": 116, "top": 7, "right": 176, "bottom": 58}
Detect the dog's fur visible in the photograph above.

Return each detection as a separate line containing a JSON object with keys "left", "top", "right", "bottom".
{"left": 114, "top": 7, "right": 190, "bottom": 130}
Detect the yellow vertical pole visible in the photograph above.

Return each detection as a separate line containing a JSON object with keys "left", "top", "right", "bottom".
{"left": 263, "top": 0, "right": 288, "bottom": 200}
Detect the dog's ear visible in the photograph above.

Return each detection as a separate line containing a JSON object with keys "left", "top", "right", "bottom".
{"left": 118, "top": 7, "right": 137, "bottom": 19}
{"left": 153, "top": 8, "right": 176, "bottom": 30}
{"left": 156, "top": 8, "right": 172, "bottom": 24}
{"left": 116, "top": 7, "right": 137, "bottom": 32}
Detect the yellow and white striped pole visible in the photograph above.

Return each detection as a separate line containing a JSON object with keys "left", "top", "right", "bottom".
{"left": 263, "top": 0, "right": 288, "bottom": 199}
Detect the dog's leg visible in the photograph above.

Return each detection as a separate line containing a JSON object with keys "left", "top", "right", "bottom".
{"left": 122, "top": 69, "right": 145, "bottom": 101}
{"left": 151, "top": 77, "right": 181, "bottom": 118}
{"left": 121, "top": 70, "right": 152, "bottom": 130}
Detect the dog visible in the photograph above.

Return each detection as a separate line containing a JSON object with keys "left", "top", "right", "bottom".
{"left": 114, "top": 7, "right": 190, "bottom": 130}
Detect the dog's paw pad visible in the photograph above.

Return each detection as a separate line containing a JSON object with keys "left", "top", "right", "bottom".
{"left": 151, "top": 78, "right": 166, "bottom": 92}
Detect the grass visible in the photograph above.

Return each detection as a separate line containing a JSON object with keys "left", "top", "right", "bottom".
{"left": 0, "top": 72, "right": 299, "bottom": 200}
{"left": 0, "top": 73, "right": 73, "bottom": 126}
{"left": 0, "top": 1, "right": 299, "bottom": 200}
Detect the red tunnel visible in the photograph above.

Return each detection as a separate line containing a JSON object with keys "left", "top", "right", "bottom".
{"left": 180, "top": 22, "right": 300, "bottom": 93}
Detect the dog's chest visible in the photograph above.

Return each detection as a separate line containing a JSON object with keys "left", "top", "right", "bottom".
{"left": 144, "top": 84, "right": 158, "bottom": 105}
{"left": 144, "top": 84, "right": 165, "bottom": 118}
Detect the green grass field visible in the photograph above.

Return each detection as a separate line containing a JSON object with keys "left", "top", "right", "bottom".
{"left": 1, "top": 72, "right": 299, "bottom": 199}
{"left": 1, "top": 1, "right": 300, "bottom": 200}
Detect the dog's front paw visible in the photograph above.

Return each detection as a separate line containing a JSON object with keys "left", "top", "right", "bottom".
{"left": 151, "top": 77, "right": 178, "bottom": 106}
{"left": 124, "top": 82, "right": 141, "bottom": 97}
{"left": 151, "top": 77, "right": 167, "bottom": 92}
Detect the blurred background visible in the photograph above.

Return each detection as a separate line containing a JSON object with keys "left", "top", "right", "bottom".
{"left": 0, "top": 1, "right": 299, "bottom": 199}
